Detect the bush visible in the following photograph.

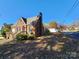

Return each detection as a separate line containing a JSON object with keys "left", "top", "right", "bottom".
{"left": 16, "top": 34, "right": 27, "bottom": 41}
{"left": 16, "top": 34, "right": 36, "bottom": 42}
{"left": 43, "top": 29, "right": 51, "bottom": 35}
{"left": 28, "top": 35, "right": 36, "bottom": 40}
{"left": 1, "top": 30, "right": 6, "bottom": 38}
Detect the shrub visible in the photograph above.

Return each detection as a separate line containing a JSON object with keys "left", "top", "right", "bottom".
{"left": 43, "top": 29, "right": 51, "bottom": 35}
{"left": 16, "top": 34, "right": 27, "bottom": 41}
{"left": 28, "top": 35, "right": 36, "bottom": 40}
{"left": 16, "top": 34, "right": 36, "bottom": 42}
{"left": 1, "top": 30, "right": 6, "bottom": 38}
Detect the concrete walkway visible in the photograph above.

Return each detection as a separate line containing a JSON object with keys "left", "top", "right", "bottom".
{"left": 0, "top": 37, "right": 13, "bottom": 45}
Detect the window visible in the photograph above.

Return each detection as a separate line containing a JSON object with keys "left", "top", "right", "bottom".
{"left": 22, "top": 26, "right": 25, "bottom": 31}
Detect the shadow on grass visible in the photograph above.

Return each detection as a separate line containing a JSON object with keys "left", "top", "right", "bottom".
{"left": 0, "top": 36, "right": 60, "bottom": 59}
{"left": 0, "top": 41, "right": 56, "bottom": 59}
{"left": 0, "top": 35, "right": 79, "bottom": 59}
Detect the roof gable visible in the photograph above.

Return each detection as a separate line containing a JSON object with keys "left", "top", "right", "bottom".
{"left": 27, "top": 16, "right": 39, "bottom": 24}
{"left": 16, "top": 17, "right": 26, "bottom": 26}
{"left": 21, "top": 17, "right": 27, "bottom": 24}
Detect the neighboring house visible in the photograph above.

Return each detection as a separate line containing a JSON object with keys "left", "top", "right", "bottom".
{"left": 6, "top": 13, "right": 44, "bottom": 39}
{"left": 60, "top": 26, "right": 69, "bottom": 32}
{"left": 48, "top": 25, "right": 59, "bottom": 33}
{"left": 70, "top": 25, "right": 79, "bottom": 32}
{"left": 48, "top": 28, "right": 59, "bottom": 33}
{"left": 44, "top": 24, "right": 59, "bottom": 33}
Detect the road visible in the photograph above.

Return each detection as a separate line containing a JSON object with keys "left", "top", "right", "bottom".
{"left": 63, "top": 32, "right": 79, "bottom": 40}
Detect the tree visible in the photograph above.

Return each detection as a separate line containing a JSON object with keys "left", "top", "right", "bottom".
{"left": 49, "top": 21, "right": 58, "bottom": 28}
{"left": 1, "top": 23, "right": 13, "bottom": 37}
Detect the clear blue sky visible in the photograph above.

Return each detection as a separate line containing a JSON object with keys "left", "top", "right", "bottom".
{"left": 0, "top": 0, "right": 79, "bottom": 27}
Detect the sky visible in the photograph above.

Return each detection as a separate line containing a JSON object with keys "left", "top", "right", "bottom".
{"left": 0, "top": 0, "right": 79, "bottom": 27}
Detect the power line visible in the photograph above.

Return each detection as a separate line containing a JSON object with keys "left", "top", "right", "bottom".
{"left": 63, "top": 0, "right": 79, "bottom": 25}
{"left": 65, "top": 0, "right": 79, "bottom": 17}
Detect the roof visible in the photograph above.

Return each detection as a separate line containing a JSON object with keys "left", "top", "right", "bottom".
{"left": 12, "top": 15, "right": 40, "bottom": 27}
{"left": 27, "top": 16, "right": 39, "bottom": 25}
{"left": 21, "top": 17, "right": 27, "bottom": 24}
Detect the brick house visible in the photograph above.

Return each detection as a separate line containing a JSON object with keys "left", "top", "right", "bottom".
{"left": 6, "top": 13, "right": 44, "bottom": 39}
